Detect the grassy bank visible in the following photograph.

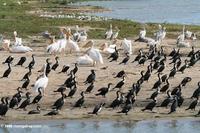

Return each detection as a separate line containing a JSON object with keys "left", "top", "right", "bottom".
{"left": 0, "top": 0, "right": 200, "bottom": 39}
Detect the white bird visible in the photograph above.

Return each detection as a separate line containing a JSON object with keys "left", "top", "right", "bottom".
{"left": 105, "top": 24, "right": 113, "bottom": 39}
{"left": 85, "top": 40, "right": 104, "bottom": 65}
{"left": 47, "top": 37, "right": 60, "bottom": 54}
{"left": 111, "top": 28, "right": 120, "bottom": 40}
{"left": 66, "top": 28, "right": 80, "bottom": 53}
{"left": 140, "top": 27, "right": 146, "bottom": 39}
{"left": 76, "top": 54, "right": 94, "bottom": 66}
{"left": 121, "top": 38, "right": 132, "bottom": 55}
{"left": 2, "top": 39, "right": 32, "bottom": 53}
{"left": 100, "top": 42, "right": 116, "bottom": 54}
{"left": 58, "top": 34, "right": 67, "bottom": 53}
{"left": 33, "top": 64, "right": 49, "bottom": 95}
{"left": 155, "top": 25, "right": 166, "bottom": 42}
{"left": 177, "top": 25, "right": 185, "bottom": 44}
{"left": 78, "top": 30, "right": 88, "bottom": 42}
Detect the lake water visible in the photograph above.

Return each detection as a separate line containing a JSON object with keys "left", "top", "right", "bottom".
{"left": 73, "top": 0, "right": 200, "bottom": 25}
{"left": 1, "top": 119, "right": 200, "bottom": 133}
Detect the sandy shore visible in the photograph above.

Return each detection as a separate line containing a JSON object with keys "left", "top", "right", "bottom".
{"left": 0, "top": 38, "right": 200, "bottom": 122}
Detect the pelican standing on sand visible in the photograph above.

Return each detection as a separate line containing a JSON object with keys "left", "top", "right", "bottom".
{"left": 84, "top": 40, "right": 104, "bottom": 65}
{"left": 121, "top": 38, "right": 132, "bottom": 55}
{"left": 47, "top": 36, "right": 60, "bottom": 54}
{"left": 76, "top": 54, "right": 94, "bottom": 66}
{"left": 65, "top": 28, "right": 80, "bottom": 53}
{"left": 33, "top": 64, "right": 49, "bottom": 96}
{"left": 2, "top": 31, "right": 32, "bottom": 53}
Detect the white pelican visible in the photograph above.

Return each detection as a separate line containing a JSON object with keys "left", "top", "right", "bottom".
{"left": 155, "top": 25, "right": 166, "bottom": 42}
{"left": 65, "top": 28, "right": 80, "bottom": 53}
{"left": 84, "top": 40, "right": 104, "bottom": 65}
{"left": 140, "top": 27, "right": 146, "bottom": 39}
{"left": 33, "top": 64, "right": 49, "bottom": 95}
{"left": 76, "top": 54, "right": 94, "bottom": 66}
{"left": 58, "top": 34, "right": 67, "bottom": 53}
{"left": 78, "top": 30, "right": 88, "bottom": 42}
{"left": 100, "top": 42, "right": 116, "bottom": 54}
{"left": 185, "top": 30, "right": 197, "bottom": 40}
{"left": 111, "top": 28, "right": 120, "bottom": 40}
{"left": 135, "top": 27, "right": 147, "bottom": 42}
{"left": 121, "top": 38, "right": 132, "bottom": 55}
{"left": 46, "top": 37, "right": 60, "bottom": 54}
{"left": 105, "top": 24, "right": 113, "bottom": 39}
{"left": 177, "top": 25, "right": 185, "bottom": 44}
{"left": 2, "top": 39, "right": 32, "bottom": 53}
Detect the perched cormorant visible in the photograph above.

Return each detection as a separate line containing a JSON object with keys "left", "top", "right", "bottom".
{"left": 74, "top": 91, "right": 85, "bottom": 108}
{"left": 32, "top": 87, "right": 43, "bottom": 104}
{"left": 15, "top": 56, "right": 26, "bottom": 66}
{"left": 85, "top": 82, "right": 94, "bottom": 93}
{"left": 2, "top": 56, "right": 14, "bottom": 64}
{"left": 119, "top": 53, "right": 130, "bottom": 65}
{"left": 28, "top": 105, "right": 41, "bottom": 114}
{"left": 17, "top": 92, "right": 31, "bottom": 110}
{"left": 89, "top": 103, "right": 105, "bottom": 115}
{"left": 1, "top": 63, "right": 11, "bottom": 78}
{"left": 51, "top": 56, "right": 59, "bottom": 71}
{"left": 84, "top": 70, "right": 96, "bottom": 84}
{"left": 59, "top": 65, "right": 70, "bottom": 74}
{"left": 26, "top": 54, "right": 35, "bottom": 69}
{"left": 95, "top": 83, "right": 112, "bottom": 97}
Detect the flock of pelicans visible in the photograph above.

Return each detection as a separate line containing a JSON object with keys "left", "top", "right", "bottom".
{"left": 0, "top": 24, "right": 200, "bottom": 119}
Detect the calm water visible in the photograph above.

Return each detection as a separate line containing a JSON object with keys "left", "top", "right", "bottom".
{"left": 1, "top": 119, "right": 200, "bottom": 133}
{"left": 73, "top": 0, "right": 200, "bottom": 25}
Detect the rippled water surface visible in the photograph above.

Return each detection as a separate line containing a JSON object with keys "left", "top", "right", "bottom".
{"left": 73, "top": 0, "right": 200, "bottom": 25}
{"left": 1, "top": 119, "right": 200, "bottom": 133}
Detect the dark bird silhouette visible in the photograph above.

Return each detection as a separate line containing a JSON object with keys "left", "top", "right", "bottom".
{"left": 59, "top": 65, "right": 70, "bottom": 74}
{"left": 26, "top": 54, "right": 35, "bottom": 69}
{"left": 32, "top": 87, "right": 43, "bottom": 104}
{"left": 160, "top": 78, "right": 170, "bottom": 93}
{"left": 112, "top": 76, "right": 125, "bottom": 91}
{"left": 0, "top": 97, "right": 9, "bottom": 116}
{"left": 84, "top": 70, "right": 96, "bottom": 84}
{"left": 95, "top": 83, "right": 112, "bottom": 97}
{"left": 51, "top": 56, "right": 59, "bottom": 71}
{"left": 1, "top": 63, "right": 11, "bottom": 78}
{"left": 28, "top": 105, "right": 41, "bottom": 115}
{"left": 168, "top": 96, "right": 178, "bottom": 114}
{"left": 21, "top": 67, "right": 32, "bottom": 81}
{"left": 132, "top": 49, "right": 143, "bottom": 63}
{"left": 157, "top": 90, "right": 173, "bottom": 108}
{"left": 2, "top": 56, "right": 14, "bottom": 64}
{"left": 52, "top": 91, "right": 66, "bottom": 110}
{"left": 181, "top": 77, "right": 192, "bottom": 87}
{"left": 119, "top": 53, "right": 130, "bottom": 65}
{"left": 114, "top": 70, "right": 125, "bottom": 78}
{"left": 67, "top": 84, "right": 77, "bottom": 98}
{"left": 54, "top": 86, "right": 67, "bottom": 93}
{"left": 88, "top": 103, "right": 105, "bottom": 115}
{"left": 44, "top": 109, "right": 59, "bottom": 116}
{"left": 85, "top": 82, "right": 94, "bottom": 93}
{"left": 186, "top": 97, "right": 199, "bottom": 111}
{"left": 74, "top": 91, "right": 85, "bottom": 108}
{"left": 169, "top": 48, "right": 176, "bottom": 57}
{"left": 72, "top": 63, "right": 78, "bottom": 75}
{"left": 15, "top": 57, "right": 26, "bottom": 66}
{"left": 151, "top": 73, "right": 162, "bottom": 90}
{"left": 178, "top": 60, "right": 188, "bottom": 73}
{"left": 109, "top": 91, "right": 122, "bottom": 109}
{"left": 21, "top": 76, "right": 30, "bottom": 89}
{"left": 188, "top": 46, "right": 194, "bottom": 57}
{"left": 191, "top": 82, "right": 200, "bottom": 99}
{"left": 168, "top": 64, "right": 177, "bottom": 78}
{"left": 142, "top": 98, "right": 157, "bottom": 112}
{"left": 17, "top": 92, "right": 31, "bottom": 110}
{"left": 108, "top": 47, "right": 119, "bottom": 62}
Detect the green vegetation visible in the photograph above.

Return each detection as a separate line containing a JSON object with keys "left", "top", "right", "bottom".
{"left": 0, "top": 0, "right": 200, "bottom": 39}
